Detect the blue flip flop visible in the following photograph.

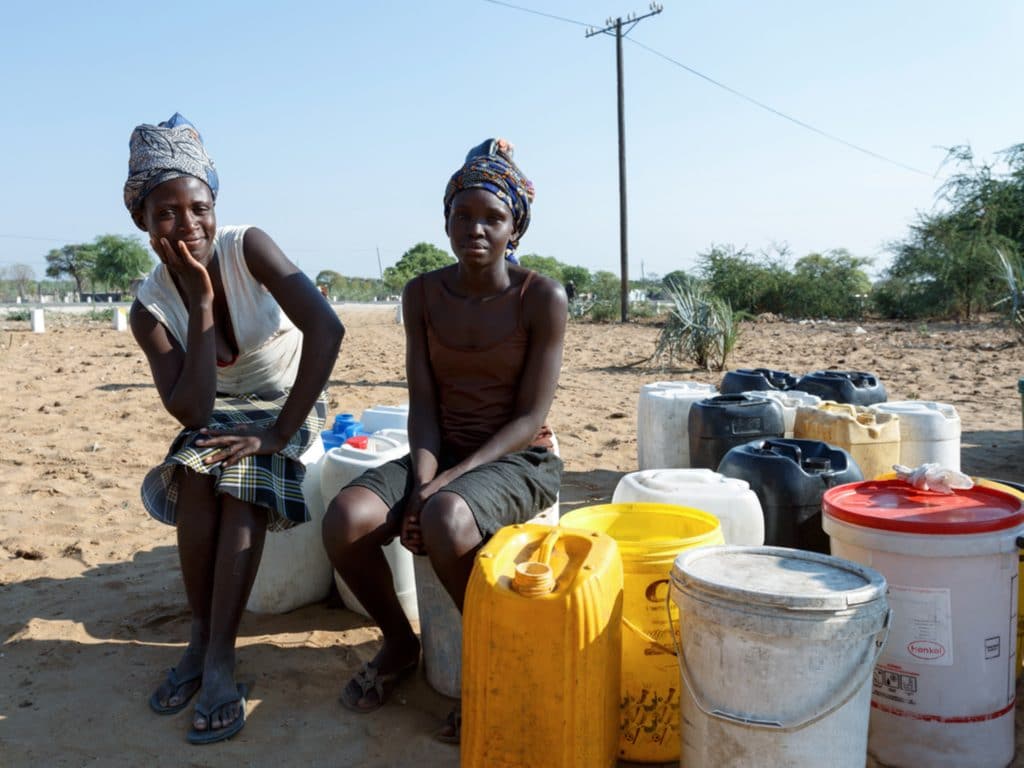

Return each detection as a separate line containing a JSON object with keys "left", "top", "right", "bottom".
{"left": 149, "top": 667, "right": 202, "bottom": 715}
{"left": 186, "top": 683, "right": 250, "bottom": 745}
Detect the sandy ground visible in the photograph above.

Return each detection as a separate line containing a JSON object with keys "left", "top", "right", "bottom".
{"left": 1, "top": 304, "right": 1022, "bottom": 767}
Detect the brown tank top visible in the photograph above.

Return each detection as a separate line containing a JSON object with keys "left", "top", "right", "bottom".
{"left": 423, "top": 271, "right": 553, "bottom": 460}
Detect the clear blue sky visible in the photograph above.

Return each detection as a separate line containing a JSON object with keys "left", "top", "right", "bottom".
{"left": 2, "top": 1, "right": 1022, "bottom": 284}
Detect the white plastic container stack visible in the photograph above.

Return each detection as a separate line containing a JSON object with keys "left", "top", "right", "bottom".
{"left": 743, "top": 389, "right": 822, "bottom": 438}
{"left": 246, "top": 436, "right": 329, "bottom": 613}
{"left": 637, "top": 381, "right": 718, "bottom": 470}
{"left": 869, "top": 400, "right": 961, "bottom": 471}
{"left": 321, "top": 429, "right": 418, "bottom": 623}
{"left": 416, "top": 435, "right": 561, "bottom": 699}
{"left": 359, "top": 403, "right": 409, "bottom": 434}
{"left": 612, "top": 468, "right": 764, "bottom": 545}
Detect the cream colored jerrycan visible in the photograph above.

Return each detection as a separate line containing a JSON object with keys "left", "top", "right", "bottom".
{"left": 793, "top": 401, "right": 899, "bottom": 480}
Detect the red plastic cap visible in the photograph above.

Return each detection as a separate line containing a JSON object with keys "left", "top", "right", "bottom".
{"left": 823, "top": 479, "right": 1024, "bottom": 534}
{"left": 345, "top": 435, "right": 369, "bottom": 449}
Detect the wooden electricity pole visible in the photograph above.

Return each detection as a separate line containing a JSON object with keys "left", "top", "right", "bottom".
{"left": 586, "top": 3, "right": 663, "bottom": 322}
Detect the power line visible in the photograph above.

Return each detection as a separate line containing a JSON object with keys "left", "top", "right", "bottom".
{"left": 480, "top": 0, "right": 931, "bottom": 177}
{"left": 626, "top": 37, "right": 933, "bottom": 177}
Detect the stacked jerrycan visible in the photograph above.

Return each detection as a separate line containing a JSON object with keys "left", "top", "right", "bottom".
{"left": 743, "top": 389, "right": 822, "bottom": 438}
{"left": 688, "top": 394, "right": 786, "bottom": 471}
{"left": 612, "top": 468, "right": 764, "bottom": 546}
{"left": 794, "top": 402, "right": 900, "bottom": 480}
{"left": 719, "top": 367, "right": 798, "bottom": 394}
{"left": 321, "top": 428, "right": 418, "bottom": 622}
{"left": 461, "top": 524, "right": 623, "bottom": 768}
{"left": 870, "top": 401, "right": 961, "bottom": 471}
{"left": 246, "top": 435, "right": 329, "bottom": 613}
{"left": 793, "top": 370, "right": 887, "bottom": 406}
{"left": 718, "top": 438, "right": 863, "bottom": 553}
{"left": 636, "top": 381, "right": 717, "bottom": 470}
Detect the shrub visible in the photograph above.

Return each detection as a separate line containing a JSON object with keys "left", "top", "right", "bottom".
{"left": 651, "top": 283, "right": 740, "bottom": 371}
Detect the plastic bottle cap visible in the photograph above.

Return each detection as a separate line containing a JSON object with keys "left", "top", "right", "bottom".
{"left": 345, "top": 435, "right": 369, "bottom": 449}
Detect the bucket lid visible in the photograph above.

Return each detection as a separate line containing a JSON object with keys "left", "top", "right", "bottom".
{"left": 823, "top": 479, "right": 1024, "bottom": 534}
{"left": 671, "top": 545, "right": 886, "bottom": 611}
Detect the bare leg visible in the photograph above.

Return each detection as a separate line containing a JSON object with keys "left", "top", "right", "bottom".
{"left": 322, "top": 486, "right": 420, "bottom": 707}
{"left": 151, "top": 467, "right": 218, "bottom": 711}
{"left": 190, "top": 494, "right": 268, "bottom": 734}
{"left": 418, "top": 491, "right": 483, "bottom": 613}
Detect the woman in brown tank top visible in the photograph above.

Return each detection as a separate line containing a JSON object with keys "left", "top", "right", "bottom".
{"left": 322, "top": 139, "right": 567, "bottom": 741}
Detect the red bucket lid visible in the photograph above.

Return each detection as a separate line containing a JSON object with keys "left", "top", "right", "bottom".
{"left": 823, "top": 479, "right": 1024, "bottom": 535}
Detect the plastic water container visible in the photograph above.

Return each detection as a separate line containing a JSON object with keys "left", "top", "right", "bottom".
{"left": 636, "top": 381, "right": 718, "bottom": 470}
{"left": 870, "top": 400, "right": 961, "bottom": 471}
{"left": 321, "top": 413, "right": 365, "bottom": 451}
{"left": 719, "top": 367, "right": 797, "bottom": 394}
{"left": 670, "top": 545, "right": 890, "bottom": 768}
{"left": 113, "top": 307, "right": 128, "bottom": 331}
{"left": 462, "top": 525, "right": 623, "bottom": 768}
{"left": 742, "top": 389, "right": 822, "bottom": 438}
{"left": 688, "top": 394, "right": 786, "bottom": 471}
{"left": 320, "top": 430, "right": 418, "bottom": 623}
{"left": 794, "top": 370, "right": 887, "bottom": 406}
{"left": 793, "top": 402, "right": 900, "bottom": 480}
{"left": 823, "top": 480, "right": 1024, "bottom": 768}
{"left": 611, "top": 468, "right": 764, "bottom": 546}
{"left": 559, "top": 503, "right": 724, "bottom": 763}
{"left": 359, "top": 403, "right": 409, "bottom": 434}
{"left": 718, "top": 438, "right": 863, "bottom": 554}
{"left": 416, "top": 435, "right": 562, "bottom": 699}
{"left": 246, "top": 436, "right": 330, "bottom": 613}
{"left": 30, "top": 308, "right": 44, "bottom": 333}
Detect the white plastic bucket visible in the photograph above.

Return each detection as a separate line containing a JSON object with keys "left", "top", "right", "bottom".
{"left": 637, "top": 381, "right": 718, "bottom": 470}
{"left": 670, "top": 545, "right": 890, "bottom": 768}
{"left": 359, "top": 403, "right": 409, "bottom": 434}
{"left": 743, "top": 389, "right": 822, "bottom": 438}
{"left": 319, "top": 430, "right": 418, "bottom": 623}
{"left": 612, "top": 468, "right": 764, "bottom": 546}
{"left": 247, "top": 436, "right": 329, "bottom": 613}
{"left": 417, "top": 435, "right": 561, "bottom": 699}
{"left": 823, "top": 480, "right": 1024, "bottom": 768}
{"left": 869, "top": 400, "right": 961, "bottom": 471}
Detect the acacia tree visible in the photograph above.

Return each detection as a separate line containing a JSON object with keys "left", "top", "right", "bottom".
{"left": 92, "top": 234, "right": 152, "bottom": 292}
{"left": 9, "top": 264, "right": 36, "bottom": 300}
{"left": 382, "top": 242, "right": 454, "bottom": 294}
{"left": 46, "top": 243, "right": 97, "bottom": 296}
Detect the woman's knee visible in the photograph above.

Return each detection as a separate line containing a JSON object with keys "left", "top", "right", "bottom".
{"left": 420, "top": 493, "right": 479, "bottom": 551}
{"left": 321, "top": 487, "right": 389, "bottom": 552}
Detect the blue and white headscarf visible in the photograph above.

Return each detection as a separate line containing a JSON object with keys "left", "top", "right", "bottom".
{"left": 123, "top": 113, "right": 219, "bottom": 214}
{"left": 443, "top": 138, "right": 534, "bottom": 263}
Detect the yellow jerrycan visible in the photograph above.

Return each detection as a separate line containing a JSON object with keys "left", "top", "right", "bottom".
{"left": 461, "top": 523, "right": 623, "bottom": 768}
{"left": 793, "top": 400, "right": 900, "bottom": 480}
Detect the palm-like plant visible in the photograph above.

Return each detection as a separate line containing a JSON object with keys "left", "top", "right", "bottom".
{"left": 994, "top": 248, "right": 1024, "bottom": 339}
{"left": 652, "top": 283, "right": 740, "bottom": 370}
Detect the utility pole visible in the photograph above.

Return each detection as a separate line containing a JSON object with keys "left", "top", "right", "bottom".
{"left": 376, "top": 247, "right": 384, "bottom": 281}
{"left": 586, "top": 3, "right": 663, "bottom": 322}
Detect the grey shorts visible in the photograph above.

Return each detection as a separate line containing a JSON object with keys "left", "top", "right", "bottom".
{"left": 347, "top": 447, "right": 563, "bottom": 537}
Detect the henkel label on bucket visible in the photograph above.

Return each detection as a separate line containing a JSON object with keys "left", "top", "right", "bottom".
{"left": 886, "top": 585, "right": 953, "bottom": 666}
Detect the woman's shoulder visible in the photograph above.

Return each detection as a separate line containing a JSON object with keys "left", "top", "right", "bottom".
{"left": 513, "top": 266, "right": 567, "bottom": 302}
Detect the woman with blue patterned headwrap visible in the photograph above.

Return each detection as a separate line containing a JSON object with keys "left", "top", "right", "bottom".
{"left": 322, "top": 138, "right": 567, "bottom": 744}
{"left": 126, "top": 113, "right": 344, "bottom": 745}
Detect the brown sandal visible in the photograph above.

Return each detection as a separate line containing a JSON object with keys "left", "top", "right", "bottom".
{"left": 436, "top": 704, "right": 461, "bottom": 744}
{"left": 339, "top": 659, "right": 417, "bottom": 713}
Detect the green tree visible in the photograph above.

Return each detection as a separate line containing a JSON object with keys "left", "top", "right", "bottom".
{"left": 518, "top": 254, "right": 564, "bottom": 282}
{"left": 698, "top": 244, "right": 788, "bottom": 314}
{"left": 9, "top": 264, "right": 36, "bottom": 301}
{"left": 383, "top": 242, "right": 454, "bottom": 294}
{"left": 591, "top": 270, "right": 620, "bottom": 302}
{"left": 92, "top": 234, "right": 153, "bottom": 292}
{"left": 315, "top": 270, "right": 344, "bottom": 297}
{"left": 561, "top": 265, "right": 592, "bottom": 294}
{"left": 662, "top": 269, "right": 694, "bottom": 292}
{"left": 788, "top": 249, "right": 872, "bottom": 319}
{"left": 45, "top": 243, "right": 97, "bottom": 296}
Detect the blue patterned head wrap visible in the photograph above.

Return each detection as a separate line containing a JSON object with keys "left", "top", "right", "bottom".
{"left": 444, "top": 138, "right": 534, "bottom": 263}
{"left": 123, "top": 113, "right": 219, "bottom": 214}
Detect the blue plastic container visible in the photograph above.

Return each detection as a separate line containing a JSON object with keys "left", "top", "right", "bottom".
{"left": 322, "top": 413, "right": 364, "bottom": 450}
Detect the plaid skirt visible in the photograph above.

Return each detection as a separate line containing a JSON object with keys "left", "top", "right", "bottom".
{"left": 141, "top": 390, "right": 327, "bottom": 532}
